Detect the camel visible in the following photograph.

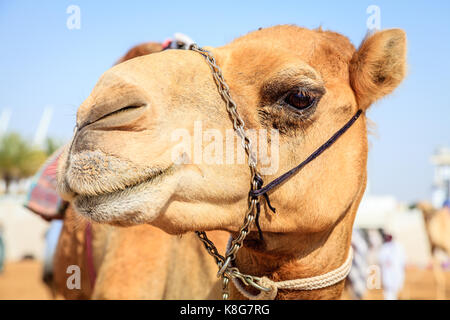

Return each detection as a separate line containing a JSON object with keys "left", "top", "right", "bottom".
{"left": 415, "top": 202, "right": 450, "bottom": 255}
{"left": 57, "top": 25, "right": 407, "bottom": 300}
{"left": 414, "top": 202, "right": 450, "bottom": 299}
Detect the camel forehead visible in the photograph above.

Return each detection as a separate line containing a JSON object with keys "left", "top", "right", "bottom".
{"left": 227, "top": 25, "right": 355, "bottom": 58}
{"left": 222, "top": 25, "right": 356, "bottom": 81}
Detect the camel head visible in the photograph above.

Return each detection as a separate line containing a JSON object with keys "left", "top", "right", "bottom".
{"left": 58, "top": 26, "right": 407, "bottom": 239}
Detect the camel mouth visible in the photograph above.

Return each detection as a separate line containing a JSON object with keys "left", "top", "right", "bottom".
{"left": 58, "top": 149, "right": 178, "bottom": 225}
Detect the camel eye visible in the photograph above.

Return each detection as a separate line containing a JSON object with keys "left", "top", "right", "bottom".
{"left": 285, "top": 91, "right": 316, "bottom": 111}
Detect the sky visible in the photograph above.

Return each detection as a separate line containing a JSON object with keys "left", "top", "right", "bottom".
{"left": 0, "top": 0, "right": 449, "bottom": 203}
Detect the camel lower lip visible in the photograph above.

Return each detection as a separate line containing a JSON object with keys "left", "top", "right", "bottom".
{"left": 75, "top": 177, "right": 152, "bottom": 201}
{"left": 65, "top": 160, "right": 174, "bottom": 198}
{"left": 71, "top": 169, "right": 173, "bottom": 225}
{"left": 77, "top": 168, "right": 167, "bottom": 198}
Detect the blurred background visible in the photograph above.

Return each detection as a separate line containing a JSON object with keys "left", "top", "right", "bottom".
{"left": 0, "top": 0, "right": 449, "bottom": 299}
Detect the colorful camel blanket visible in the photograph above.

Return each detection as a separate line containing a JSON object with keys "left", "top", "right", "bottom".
{"left": 24, "top": 147, "right": 66, "bottom": 221}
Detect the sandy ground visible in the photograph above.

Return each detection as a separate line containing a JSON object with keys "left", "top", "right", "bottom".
{"left": 1, "top": 260, "right": 450, "bottom": 300}
{"left": 0, "top": 260, "right": 53, "bottom": 299}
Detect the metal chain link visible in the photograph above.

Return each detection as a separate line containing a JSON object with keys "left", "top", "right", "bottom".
{"left": 195, "top": 231, "right": 225, "bottom": 266}
{"left": 190, "top": 44, "right": 270, "bottom": 299}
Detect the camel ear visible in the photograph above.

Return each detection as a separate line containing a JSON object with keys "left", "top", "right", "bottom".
{"left": 349, "top": 29, "right": 407, "bottom": 109}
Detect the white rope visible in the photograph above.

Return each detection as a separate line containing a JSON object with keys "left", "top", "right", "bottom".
{"left": 231, "top": 246, "right": 354, "bottom": 300}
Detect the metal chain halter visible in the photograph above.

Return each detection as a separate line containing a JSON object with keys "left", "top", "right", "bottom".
{"left": 190, "top": 44, "right": 271, "bottom": 299}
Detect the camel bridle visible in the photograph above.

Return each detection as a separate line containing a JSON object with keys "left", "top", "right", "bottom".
{"left": 190, "top": 44, "right": 360, "bottom": 300}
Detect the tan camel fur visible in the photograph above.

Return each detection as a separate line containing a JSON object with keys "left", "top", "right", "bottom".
{"left": 57, "top": 25, "right": 407, "bottom": 299}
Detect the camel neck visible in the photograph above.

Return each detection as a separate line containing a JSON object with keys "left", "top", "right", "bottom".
{"left": 229, "top": 206, "right": 356, "bottom": 300}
